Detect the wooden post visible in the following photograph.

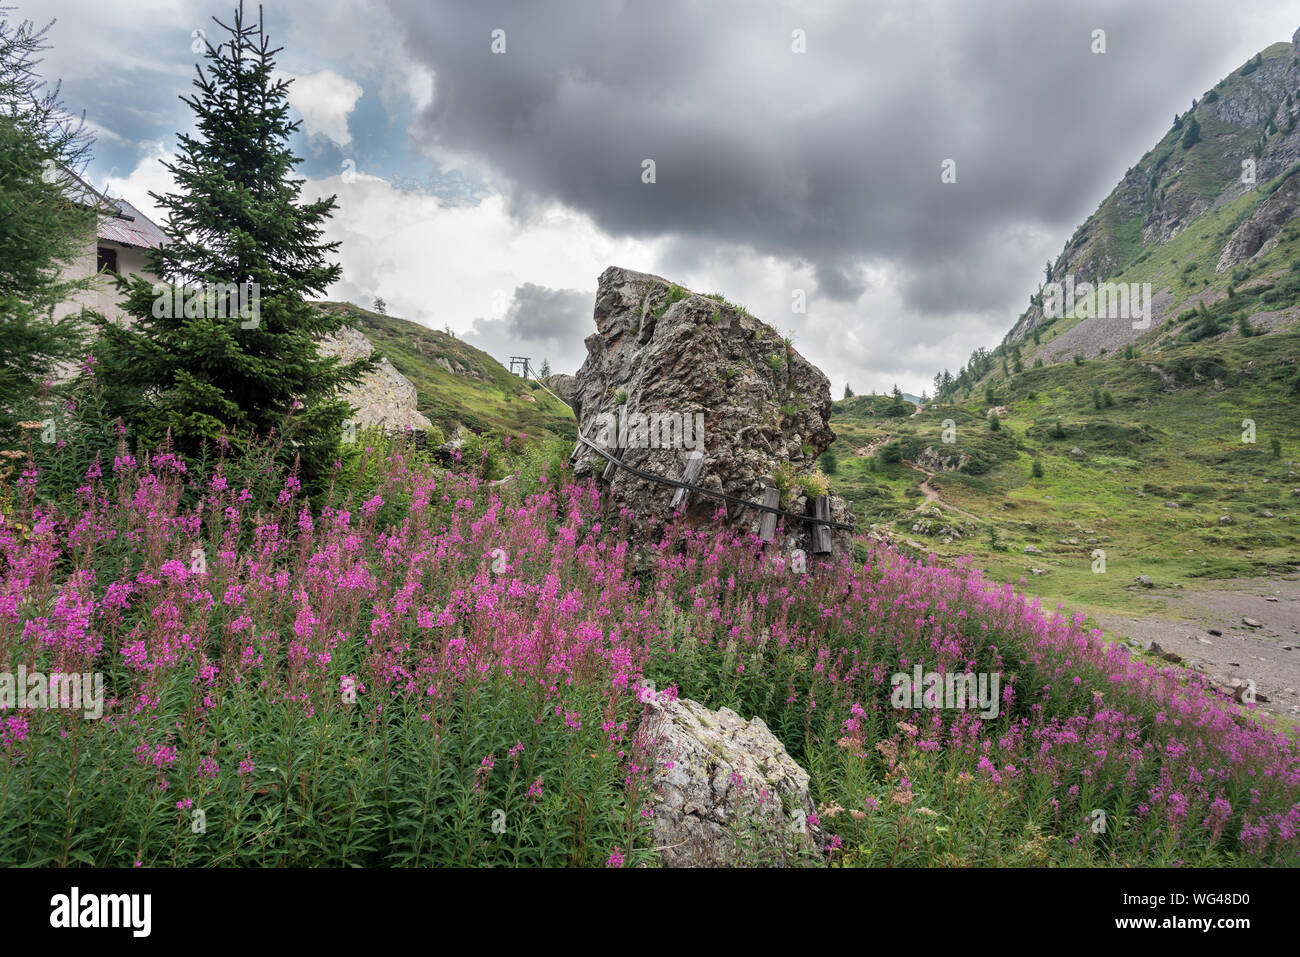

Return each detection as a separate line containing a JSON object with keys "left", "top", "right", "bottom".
{"left": 809, "top": 495, "right": 832, "bottom": 555}
{"left": 758, "top": 487, "right": 780, "bottom": 543}
{"left": 570, "top": 424, "right": 588, "bottom": 464}
{"left": 602, "top": 446, "right": 619, "bottom": 482}
{"left": 670, "top": 450, "right": 705, "bottom": 510}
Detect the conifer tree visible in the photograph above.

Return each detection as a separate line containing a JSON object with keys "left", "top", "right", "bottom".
{"left": 97, "top": 2, "right": 372, "bottom": 483}
{"left": 0, "top": 15, "right": 102, "bottom": 443}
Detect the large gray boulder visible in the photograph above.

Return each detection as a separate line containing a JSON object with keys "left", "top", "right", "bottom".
{"left": 571, "top": 266, "right": 852, "bottom": 554}
{"left": 316, "top": 326, "right": 434, "bottom": 435}
{"left": 634, "top": 687, "right": 823, "bottom": 867}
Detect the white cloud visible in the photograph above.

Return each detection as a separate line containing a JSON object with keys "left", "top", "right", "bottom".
{"left": 306, "top": 172, "right": 664, "bottom": 374}
{"left": 103, "top": 142, "right": 987, "bottom": 394}
{"left": 39, "top": 0, "right": 208, "bottom": 85}
{"left": 282, "top": 69, "right": 363, "bottom": 147}
{"left": 279, "top": 0, "right": 432, "bottom": 119}
{"left": 102, "top": 141, "right": 177, "bottom": 223}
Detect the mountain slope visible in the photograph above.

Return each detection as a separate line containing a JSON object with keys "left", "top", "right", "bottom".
{"left": 314, "top": 301, "right": 576, "bottom": 444}
{"left": 823, "top": 29, "right": 1300, "bottom": 629}
{"left": 994, "top": 32, "right": 1300, "bottom": 367}
{"left": 927, "top": 30, "right": 1300, "bottom": 407}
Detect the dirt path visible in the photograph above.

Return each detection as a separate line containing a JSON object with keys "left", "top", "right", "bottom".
{"left": 904, "top": 462, "right": 983, "bottom": 522}
{"left": 1091, "top": 577, "right": 1300, "bottom": 718}
{"left": 854, "top": 434, "right": 891, "bottom": 458}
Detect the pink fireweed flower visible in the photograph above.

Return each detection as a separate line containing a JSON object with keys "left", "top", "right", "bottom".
{"left": 473, "top": 754, "right": 495, "bottom": 794}
{"left": 526, "top": 777, "right": 544, "bottom": 803}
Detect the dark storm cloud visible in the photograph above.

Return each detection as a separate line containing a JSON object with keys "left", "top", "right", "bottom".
{"left": 464, "top": 283, "right": 591, "bottom": 374}
{"left": 385, "top": 0, "right": 1280, "bottom": 316}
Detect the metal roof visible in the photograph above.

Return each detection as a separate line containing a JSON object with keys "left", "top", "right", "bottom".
{"left": 55, "top": 167, "right": 167, "bottom": 250}
{"left": 97, "top": 196, "right": 168, "bottom": 250}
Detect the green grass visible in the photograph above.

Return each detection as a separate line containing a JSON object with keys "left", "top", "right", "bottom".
{"left": 315, "top": 301, "right": 576, "bottom": 445}
{"left": 828, "top": 334, "right": 1300, "bottom": 618}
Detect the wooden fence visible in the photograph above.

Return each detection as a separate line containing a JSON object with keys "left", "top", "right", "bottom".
{"left": 571, "top": 432, "right": 852, "bottom": 555}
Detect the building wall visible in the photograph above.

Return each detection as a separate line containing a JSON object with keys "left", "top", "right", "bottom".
{"left": 54, "top": 240, "right": 157, "bottom": 325}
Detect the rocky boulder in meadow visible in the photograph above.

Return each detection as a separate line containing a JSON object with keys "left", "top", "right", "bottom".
{"left": 571, "top": 266, "right": 852, "bottom": 554}
{"left": 541, "top": 373, "right": 577, "bottom": 407}
{"left": 634, "top": 685, "right": 823, "bottom": 867}
{"left": 316, "top": 326, "right": 434, "bottom": 435}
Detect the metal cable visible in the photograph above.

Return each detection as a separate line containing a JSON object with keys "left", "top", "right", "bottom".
{"left": 521, "top": 366, "right": 854, "bottom": 532}
{"left": 573, "top": 434, "right": 855, "bottom": 531}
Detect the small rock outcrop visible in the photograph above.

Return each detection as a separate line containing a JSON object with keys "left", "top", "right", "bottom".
{"left": 571, "top": 267, "right": 852, "bottom": 554}
{"left": 541, "top": 373, "right": 577, "bottom": 407}
{"left": 1216, "top": 170, "right": 1300, "bottom": 272}
{"left": 634, "top": 687, "right": 823, "bottom": 867}
{"left": 915, "top": 445, "right": 972, "bottom": 473}
{"left": 317, "top": 326, "right": 434, "bottom": 434}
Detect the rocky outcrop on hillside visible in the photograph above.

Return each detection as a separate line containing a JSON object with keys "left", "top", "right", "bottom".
{"left": 541, "top": 373, "right": 576, "bottom": 407}
{"left": 915, "top": 445, "right": 972, "bottom": 473}
{"left": 571, "top": 266, "right": 852, "bottom": 555}
{"left": 1217, "top": 170, "right": 1300, "bottom": 271}
{"left": 1004, "top": 29, "right": 1300, "bottom": 351}
{"left": 317, "top": 327, "right": 434, "bottom": 434}
{"left": 634, "top": 684, "right": 823, "bottom": 867}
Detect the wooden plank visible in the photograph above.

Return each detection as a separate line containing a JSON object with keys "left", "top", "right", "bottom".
{"left": 570, "top": 425, "right": 588, "bottom": 464}
{"left": 758, "top": 487, "right": 780, "bottom": 543}
{"left": 602, "top": 445, "right": 619, "bottom": 482}
{"left": 809, "top": 495, "right": 833, "bottom": 554}
{"left": 670, "top": 450, "right": 705, "bottom": 509}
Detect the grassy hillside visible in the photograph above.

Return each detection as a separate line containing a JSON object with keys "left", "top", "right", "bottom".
{"left": 884, "top": 33, "right": 1300, "bottom": 625}
{"left": 827, "top": 332, "right": 1300, "bottom": 621}
{"left": 315, "top": 301, "right": 576, "bottom": 444}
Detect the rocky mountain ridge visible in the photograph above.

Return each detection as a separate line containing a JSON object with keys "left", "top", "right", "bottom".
{"left": 1000, "top": 28, "right": 1300, "bottom": 359}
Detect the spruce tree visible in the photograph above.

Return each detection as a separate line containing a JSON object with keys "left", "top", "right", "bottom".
{"left": 97, "top": 2, "right": 372, "bottom": 484}
{"left": 0, "top": 15, "right": 103, "bottom": 444}
{"left": 888, "top": 383, "right": 907, "bottom": 416}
